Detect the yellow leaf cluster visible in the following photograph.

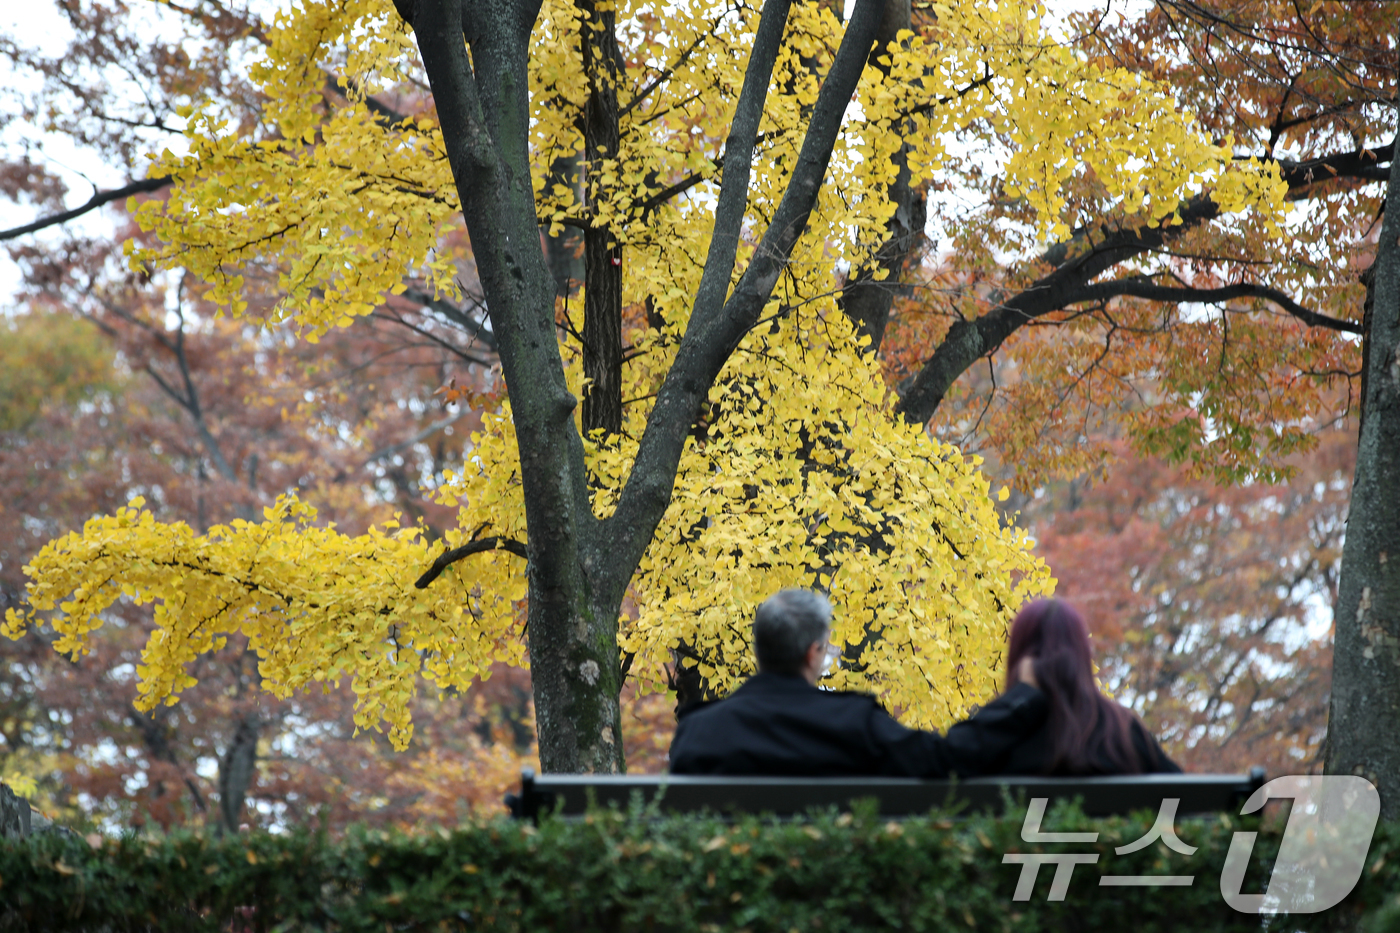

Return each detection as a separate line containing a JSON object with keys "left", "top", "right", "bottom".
{"left": 3, "top": 497, "right": 525, "bottom": 749}
{"left": 127, "top": 0, "right": 458, "bottom": 338}
{"left": 125, "top": 0, "right": 1285, "bottom": 336}
{"left": 452, "top": 299, "right": 1053, "bottom": 729}
{"left": 1, "top": 772, "right": 38, "bottom": 800}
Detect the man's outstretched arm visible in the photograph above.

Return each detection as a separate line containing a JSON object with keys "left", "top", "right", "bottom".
{"left": 872, "top": 680, "right": 1049, "bottom": 778}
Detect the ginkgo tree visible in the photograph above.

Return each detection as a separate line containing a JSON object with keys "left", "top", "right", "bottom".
{"left": 5, "top": 0, "right": 1286, "bottom": 772}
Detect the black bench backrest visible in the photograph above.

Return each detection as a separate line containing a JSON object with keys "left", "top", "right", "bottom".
{"left": 507, "top": 768, "right": 1267, "bottom": 821}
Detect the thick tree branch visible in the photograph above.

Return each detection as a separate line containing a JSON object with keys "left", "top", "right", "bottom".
{"left": 896, "top": 195, "right": 1223, "bottom": 423}
{"left": 1265, "top": 136, "right": 1394, "bottom": 189}
{"left": 1071, "top": 279, "right": 1361, "bottom": 334}
{"left": 839, "top": 0, "right": 917, "bottom": 352}
{"left": 895, "top": 124, "right": 1390, "bottom": 425}
{"left": 0, "top": 176, "right": 170, "bottom": 242}
{"left": 682, "top": 0, "right": 796, "bottom": 337}
{"left": 415, "top": 535, "right": 529, "bottom": 588}
{"left": 580, "top": 0, "right": 625, "bottom": 434}
{"left": 604, "top": 0, "right": 885, "bottom": 588}
{"left": 410, "top": 0, "right": 627, "bottom": 772}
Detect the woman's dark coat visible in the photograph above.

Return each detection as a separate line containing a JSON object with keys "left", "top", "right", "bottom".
{"left": 997, "top": 712, "right": 1182, "bottom": 775}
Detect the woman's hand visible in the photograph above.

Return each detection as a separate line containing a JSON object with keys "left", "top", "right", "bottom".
{"left": 1017, "top": 656, "right": 1039, "bottom": 690}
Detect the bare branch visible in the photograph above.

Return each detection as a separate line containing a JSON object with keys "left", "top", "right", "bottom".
{"left": 414, "top": 535, "right": 528, "bottom": 588}
{"left": 1070, "top": 279, "right": 1362, "bottom": 334}
{"left": 0, "top": 176, "right": 170, "bottom": 242}
{"left": 369, "top": 309, "right": 495, "bottom": 365}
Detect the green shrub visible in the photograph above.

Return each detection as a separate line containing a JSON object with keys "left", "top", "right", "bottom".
{"left": 1, "top": 800, "right": 1395, "bottom": 931}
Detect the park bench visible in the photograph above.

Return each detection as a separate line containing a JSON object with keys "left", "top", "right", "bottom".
{"left": 506, "top": 767, "right": 1268, "bottom": 821}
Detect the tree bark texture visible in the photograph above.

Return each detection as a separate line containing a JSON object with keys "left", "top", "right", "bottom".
{"left": 1326, "top": 126, "right": 1400, "bottom": 817}
{"left": 401, "top": 0, "right": 887, "bottom": 771}
{"left": 0, "top": 784, "right": 32, "bottom": 839}
{"left": 580, "top": 0, "right": 624, "bottom": 435}
{"left": 410, "top": 0, "right": 626, "bottom": 774}
{"left": 543, "top": 153, "right": 583, "bottom": 296}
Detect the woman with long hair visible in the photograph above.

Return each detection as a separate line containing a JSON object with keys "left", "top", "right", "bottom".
{"left": 999, "top": 597, "right": 1180, "bottom": 775}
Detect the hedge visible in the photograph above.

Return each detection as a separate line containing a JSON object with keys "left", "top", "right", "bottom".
{"left": 2, "top": 799, "right": 1398, "bottom": 932}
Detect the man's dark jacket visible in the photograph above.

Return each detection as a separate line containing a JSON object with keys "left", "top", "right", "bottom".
{"left": 667, "top": 672, "right": 1048, "bottom": 778}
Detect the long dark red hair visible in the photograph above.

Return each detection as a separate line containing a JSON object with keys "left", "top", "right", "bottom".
{"left": 1004, "top": 598, "right": 1146, "bottom": 774}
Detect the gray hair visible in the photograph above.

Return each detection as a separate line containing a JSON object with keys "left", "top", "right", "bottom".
{"left": 753, "top": 589, "right": 832, "bottom": 675}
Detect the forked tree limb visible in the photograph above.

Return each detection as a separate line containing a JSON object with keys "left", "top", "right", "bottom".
{"left": 604, "top": 0, "right": 887, "bottom": 593}
{"left": 894, "top": 130, "right": 1384, "bottom": 426}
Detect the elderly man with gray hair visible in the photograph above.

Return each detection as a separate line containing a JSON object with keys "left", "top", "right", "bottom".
{"left": 667, "top": 589, "right": 1047, "bottom": 777}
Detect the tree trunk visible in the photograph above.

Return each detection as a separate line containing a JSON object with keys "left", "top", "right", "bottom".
{"left": 1326, "top": 124, "right": 1400, "bottom": 818}
{"left": 408, "top": 0, "right": 627, "bottom": 773}
{"left": 217, "top": 712, "right": 259, "bottom": 833}
{"left": 400, "top": 0, "right": 885, "bottom": 773}
{"left": 580, "top": 0, "right": 624, "bottom": 435}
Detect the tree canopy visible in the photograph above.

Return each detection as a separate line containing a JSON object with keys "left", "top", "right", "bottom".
{"left": 3, "top": 0, "right": 1295, "bottom": 774}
